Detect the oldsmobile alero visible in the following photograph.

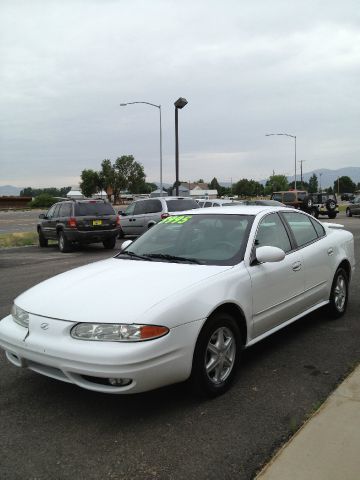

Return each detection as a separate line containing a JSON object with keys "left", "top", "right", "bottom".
{"left": 0, "top": 206, "right": 355, "bottom": 396}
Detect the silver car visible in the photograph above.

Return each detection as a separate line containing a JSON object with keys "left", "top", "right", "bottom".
{"left": 118, "top": 197, "right": 200, "bottom": 237}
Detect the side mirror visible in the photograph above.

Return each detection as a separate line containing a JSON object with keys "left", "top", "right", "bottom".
{"left": 255, "top": 246, "right": 285, "bottom": 264}
{"left": 38, "top": 214, "right": 46, "bottom": 219}
{"left": 118, "top": 210, "right": 126, "bottom": 216}
{"left": 120, "top": 239, "right": 133, "bottom": 251}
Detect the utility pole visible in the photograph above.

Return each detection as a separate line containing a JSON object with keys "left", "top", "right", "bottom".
{"left": 298, "top": 160, "right": 306, "bottom": 188}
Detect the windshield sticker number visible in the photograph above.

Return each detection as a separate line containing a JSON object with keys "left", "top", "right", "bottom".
{"left": 161, "top": 215, "right": 192, "bottom": 224}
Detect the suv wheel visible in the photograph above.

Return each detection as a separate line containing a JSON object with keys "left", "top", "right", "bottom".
{"left": 38, "top": 229, "right": 48, "bottom": 247}
{"left": 326, "top": 199, "right": 336, "bottom": 211}
{"left": 190, "top": 312, "right": 241, "bottom": 397}
{"left": 309, "top": 207, "right": 318, "bottom": 218}
{"left": 58, "top": 231, "right": 72, "bottom": 253}
{"left": 346, "top": 208, "right": 352, "bottom": 217}
{"left": 328, "top": 212, "right": 337, "bottom": 219}
{"left": 103, "top": 237, "right": 116, "bottom": 249}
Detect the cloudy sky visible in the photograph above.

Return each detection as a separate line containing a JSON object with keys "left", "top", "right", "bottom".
{"left": 1, "top": 0, "right": 359, "bottom": 188}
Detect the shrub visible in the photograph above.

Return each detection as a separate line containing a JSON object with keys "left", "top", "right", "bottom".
{"left": 29, "top": 193, "right": 56, "bottom": 208}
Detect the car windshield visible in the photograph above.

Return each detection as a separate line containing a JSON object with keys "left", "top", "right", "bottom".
{"left": 116, "top": 213, "right": 254, "bottom": 266}
{"left": 75, "top": 202, "right": 115, "bottom": 216}
{"left": 165, "top": 199, "right": 200, "bottom": 212}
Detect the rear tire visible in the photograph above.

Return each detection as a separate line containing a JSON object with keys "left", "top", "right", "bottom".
{"left": 58, "top": 231, "right": 72, "bottom": 253}
{"left": 38, "top": 230, "right": 48, "bottom": 247}
{"left": 190, "top": 312, "right": 241, "bottom": 397}
{"left": 302, "top": 196, "right": 313, "bottom": 209}
{"left": 327, "top": 267, "right": 349, "bottom": 319}
{"left": 103, "top": 237, "right": 116, "bottom": 249}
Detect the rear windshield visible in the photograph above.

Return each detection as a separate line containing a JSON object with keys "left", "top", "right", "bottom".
{"left": 74, "top": 202, "right": 115, "bottom": 216}
{"left": 166, "top": 199, "right": 200, "bottom": 212}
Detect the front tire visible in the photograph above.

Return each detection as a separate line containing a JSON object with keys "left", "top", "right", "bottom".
{"left": 327, "top": 212, "right": 337, "bottom": 219}
{"left": 190, "top": 312, "right": 241, "bottom": 397}
{"left": 103, "top": 237, "right": 116, "bottom": 249}
{"left": 327, "top": 267, "right": 349, "bottom": 318}
{"left": 38, "top": 230, "right": 48, "bottom": 247}
{"left": 58, "top": 231, "right": 72, "bottom": 253}
{"left": 309, "top": 207, "right": 318, "bottom": 218}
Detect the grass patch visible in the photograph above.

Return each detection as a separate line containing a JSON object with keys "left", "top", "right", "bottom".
{"left": 338, "top": 204, "right": 347, "bottom": 212}
{"left": 0, "top": 232, "right": 38, "bottom": 248}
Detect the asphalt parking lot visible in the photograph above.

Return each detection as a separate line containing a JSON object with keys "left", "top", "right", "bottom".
{"left": 0, "top": 214, "right": 359, "bottom": 480}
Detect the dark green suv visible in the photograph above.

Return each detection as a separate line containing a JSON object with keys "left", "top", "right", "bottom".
{"left": 37, "top": 199, "right": 120, "bottom": 252}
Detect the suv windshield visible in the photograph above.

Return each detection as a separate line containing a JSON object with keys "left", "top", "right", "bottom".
{"left": 75, "top": 202, "right": 115, "bottom": 216}
{"left": 165, "top": 199, "right": 200, "bottom": 212}
{"left": 116, "top": 213, "right": 254, "bottom": 266}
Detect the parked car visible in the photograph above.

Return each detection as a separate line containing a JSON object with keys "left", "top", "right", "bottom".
{"left": 341, "top": 193, "right": 355, "bottom": 201}
{"left": 37, "top": 199, "right": 120, "bottom": 252}
{"left": 1, "top": 206, "right": 354, "bottom": 397}
{"left": 346, "top": 196, "right": 360, "bottom": 217}
{"left": 197, "top": 199, "right": 243, "bottom": 208}
{"left": 271, "top": 191, "right": 338, "bottom": 218}
{"left": 271, "top": 190, "right": 310, "bottom": 209}
{"left": 118, "top": 196, "right": 199, "bottom": 237}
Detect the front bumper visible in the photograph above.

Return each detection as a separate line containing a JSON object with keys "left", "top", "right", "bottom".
{"left": 0, "top": 314, "right": 203, "bottom": 394}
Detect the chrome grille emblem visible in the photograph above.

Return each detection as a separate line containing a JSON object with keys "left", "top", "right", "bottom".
{"left": 40, "top": 322, "right": 49, "bottom": 330}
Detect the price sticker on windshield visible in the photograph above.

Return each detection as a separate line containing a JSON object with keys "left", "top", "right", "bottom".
{"left": 160, "top": 215, "right": 192, "bottom": 224}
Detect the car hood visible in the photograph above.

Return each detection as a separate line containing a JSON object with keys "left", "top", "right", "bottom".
{"left": 15, "top": 258, "right": 232, "bottom": 324}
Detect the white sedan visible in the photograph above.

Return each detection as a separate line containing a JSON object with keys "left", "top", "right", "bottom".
{"left": 0, "top": 206, "right": 355, "bottom": 397}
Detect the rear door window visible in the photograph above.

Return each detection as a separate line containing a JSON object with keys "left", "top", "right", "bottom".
{"left": 283, "top": 192, "right": 296, "bottom": 202}
{"left": 144, "top": 199, "right": 162, "bottom": 214}
{"left": 75, "top": 202, "right": 115, "bottom": 216}
{"left": 282, "top": 212, "right": 318, "bottom": 247}
{"left": 133, "top": 201, "right": 148, "bottom": 215}
{"left": 59, "top": 203, "right": 72, "bottom": 217}
{"left": 166, "top": 199, "right": 200, "bottom": 212}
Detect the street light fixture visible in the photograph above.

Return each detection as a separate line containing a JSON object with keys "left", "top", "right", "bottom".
{"left": 174, "top": 97, "right": 188, "bottom": 196}
{"left": 265, "top": 133, "right": 297, "bottom": 190}
{"left": 120, "top": 101, "right": 163, "bottom": 196}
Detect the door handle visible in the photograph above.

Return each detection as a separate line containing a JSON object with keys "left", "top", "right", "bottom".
{"left": 292, "top": 261, "right": 302, "bottom": 272}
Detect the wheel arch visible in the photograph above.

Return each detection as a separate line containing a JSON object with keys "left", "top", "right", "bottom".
{"left": 337, "top": 259, "right": 352, "bottom": 282}
{"left": 203, "top": 302, "right": 248, "bottom": 346}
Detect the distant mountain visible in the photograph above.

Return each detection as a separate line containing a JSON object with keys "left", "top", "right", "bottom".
{"left": 287, "top": 167, "right": 360, "bottom": 188}
{"left": 0, "top": 185, "right": 21, "bottom": 196}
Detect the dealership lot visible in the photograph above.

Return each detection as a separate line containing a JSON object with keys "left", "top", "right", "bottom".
{"left": 0, "top": 214, "right": 359, "bottom": 480}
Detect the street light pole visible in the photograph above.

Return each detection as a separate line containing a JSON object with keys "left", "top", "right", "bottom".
{"left": 174, "top": 97, "right": 188, "bottom": 196}
{"left": 266, "top": 133, "right": 297, "bottom": 190}
{"left": 120, "top": 101, "right": 163, "bottom": 196}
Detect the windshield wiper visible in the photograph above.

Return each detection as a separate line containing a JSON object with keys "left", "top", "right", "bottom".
{"left": 143, "top": 253, "right": 201, "bottom": 264}
{"left": 117, "top": 251, "right": 153, "bottom": 261}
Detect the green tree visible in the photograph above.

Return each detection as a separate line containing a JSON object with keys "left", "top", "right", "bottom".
{"left": 80, "top": 169, "right": 100, "bottom": 197}
{"left": 264, "top": 175, "right": 289, "bottom": 194}
{"left": 308, "top": 174, "right": 318, "bottom": 193}
{"left": 333, "top": 176, "right": 356, "bottom": 194}
{"left": 29, "top": 193, "right": 56, "bottom": 208}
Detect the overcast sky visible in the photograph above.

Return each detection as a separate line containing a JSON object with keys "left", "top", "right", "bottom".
{"left": 1, "top": 0, "right": 359, "bottom": 188}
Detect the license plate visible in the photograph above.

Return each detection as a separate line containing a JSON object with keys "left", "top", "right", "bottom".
{"left": 92, "top": 220, "right": 102, "bottom": 226}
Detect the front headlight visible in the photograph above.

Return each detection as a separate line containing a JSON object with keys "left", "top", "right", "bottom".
{"left": 11, "top": 304, "right": 29, "bottom": 328}
{"left": 70, "top": 323, "right": 169, "bottom": 342}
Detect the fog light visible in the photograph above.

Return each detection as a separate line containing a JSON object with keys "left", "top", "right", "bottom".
{"left": 108, "top": 378, "right": 132, "bottom": 386}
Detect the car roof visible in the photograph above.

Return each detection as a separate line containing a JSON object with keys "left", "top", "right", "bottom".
{"left": 179, "top": 205, "right": 294, "bottom": 215}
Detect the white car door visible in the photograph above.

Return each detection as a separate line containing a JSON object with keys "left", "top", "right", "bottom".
{"left": 282, "top": 211, "right": 332, "bottom": 309}
{"left": 247, "top": 212, "right": 305, "bottom": 338}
